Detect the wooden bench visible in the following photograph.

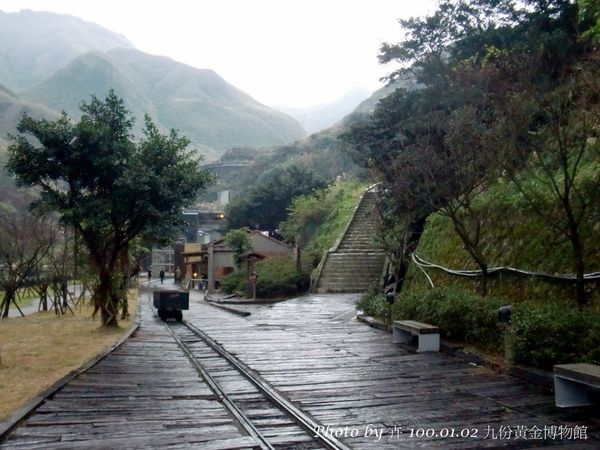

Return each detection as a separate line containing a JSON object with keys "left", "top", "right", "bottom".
{"left": 393, "top": 320, "right": 440, "bottom": 352}
{"left": 554, "top": 363, "right": 600, "bottom": 407}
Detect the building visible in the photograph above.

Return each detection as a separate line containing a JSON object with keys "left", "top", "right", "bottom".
{"left": 176, "top": 230, "right": 296, "bottom": 293}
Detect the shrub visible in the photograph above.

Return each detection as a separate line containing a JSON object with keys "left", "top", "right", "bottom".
{"left": 356, "top": 283, "right": 392, "bottom": 323}
{"left": 255, "top": 256, "right": 310, "bottom": 299}
{"left": 219, "top": 269, "right": 246, "bottom": 294}
{"left": 394, "top": 288, "right": 507, "bottom": 352}
{"left": 387, "top": 287, "right": 600, "bottom": 369}
{"left": 511, "top": 302, "right": 600, "bottom": 370}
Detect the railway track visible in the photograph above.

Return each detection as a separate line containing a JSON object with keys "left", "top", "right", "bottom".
{"left": 163, "top": 318, "right": 351, "bottom": 450}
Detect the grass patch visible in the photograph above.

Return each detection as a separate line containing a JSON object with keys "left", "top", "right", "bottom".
{"left": 0, "top": 291, "right": 138, "bottom": 422}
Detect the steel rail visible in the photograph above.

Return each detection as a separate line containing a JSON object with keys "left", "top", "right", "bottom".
{"left": 181, "top": 321, "right": 352, "bottom": 450}
{"left": 162, "top": 321, "right": 275, "bottom": 450}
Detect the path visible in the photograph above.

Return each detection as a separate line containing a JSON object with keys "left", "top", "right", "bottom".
{"left": 1, "top": 290, "right": 598, "bottom": 449}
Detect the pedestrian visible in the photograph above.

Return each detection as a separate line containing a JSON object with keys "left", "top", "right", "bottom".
{"left": 159, "top": 269, "right": 165, "bottom": 284}
{"left": 148, "top": 269, "right": 152, "bottom": 281}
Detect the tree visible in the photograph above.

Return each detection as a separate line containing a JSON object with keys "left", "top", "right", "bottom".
{"left": 494, "top": 58, "right": 600, "bottom": 306}
{"left": 6, "top": 90, "right": 213, "bottom": 326}
{"left": 340, "top": 88, "right": 444, "bottom": 293}
{"left": 225, "top": 165, "right": 326, "bottom": 235}
{"left": 349, "top": 0, "right": 600, "bottom": 299}
{"left": 378, "top": 0, "right": 519, "bottom": 87}
{"left": 0, "top": 210, "right": 56, "bottom": 318}
{"left": 223, "top": 228, "right": 254, "bottom": 269}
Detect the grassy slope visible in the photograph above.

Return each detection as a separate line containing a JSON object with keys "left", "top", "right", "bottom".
{"left": 285, "top": 176, "right": 369, "bottom": 269}
{"left": 404, "top": 175, "right": 600, "bottom": 306}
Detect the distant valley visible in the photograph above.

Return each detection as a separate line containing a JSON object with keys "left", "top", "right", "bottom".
{"left": 275, "top": 88, "right": 372, "bottom": 134}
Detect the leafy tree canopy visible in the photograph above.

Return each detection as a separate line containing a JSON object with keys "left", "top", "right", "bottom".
{"left": 344, "top": 0, "right": 600, "bottom": 303}
{"left": 224, "top": 228, "right": 254, "bottom": 268}
{"left": 225, "top": 165, "right": 327, "bottom": 235}
{"left": 6, "top": 90, "right": 214, "bottom": 325}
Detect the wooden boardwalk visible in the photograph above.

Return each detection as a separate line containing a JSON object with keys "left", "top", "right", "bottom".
{"left": 185, "top": 293, "right": 600, "bottom": 449}
{"left": 1, "top": 289, "right": 599, "bottom": 449}
{"left": 0, "top": 299, "right": 255, "bottom": 449}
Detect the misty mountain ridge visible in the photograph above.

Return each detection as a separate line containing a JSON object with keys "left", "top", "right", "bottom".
{"left": 0, "top": 9, "right": 375, "bottom": 160}
{"left": 0, "top": 10, "right": 306, "bottom": 161}
{"left": 274, "top": 87, "right": 372, "bottom": 134}
{"left": 0, "top": 9, "right": 134, "bottom": 91}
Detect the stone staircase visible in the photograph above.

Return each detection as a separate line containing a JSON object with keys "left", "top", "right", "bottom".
{"left": 313, "top": 188, "right": 386, "bottom": 293}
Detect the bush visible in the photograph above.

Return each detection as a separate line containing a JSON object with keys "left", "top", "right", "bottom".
{"left": 394, "top": 288, "right": 507, "bottom": 352}
{"left": 379, "top": 286, "right": 600, "bottom": 369}
{"left": 255, "top": 256, "right": 310, "bottom": 299}
{"left": 355, "top": 284, "right": 392, "bottom": 323}
{"left": 511, "top": 302, "right": 600, "bottom": 370}
{"left": 219, "top": 270, "right": 246, "bottom": 294}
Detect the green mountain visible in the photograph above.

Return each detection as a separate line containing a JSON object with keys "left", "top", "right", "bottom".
{"left": 0, "top": 84, "right": 60, "bottom": 153}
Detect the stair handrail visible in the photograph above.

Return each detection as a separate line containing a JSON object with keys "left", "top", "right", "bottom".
{"left": 309, "top": 184, "right": 379, "bottom": 293}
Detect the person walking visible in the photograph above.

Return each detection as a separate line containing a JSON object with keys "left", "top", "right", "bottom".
{"left": 159, "top": 269, "right": 165, "bottom": 284}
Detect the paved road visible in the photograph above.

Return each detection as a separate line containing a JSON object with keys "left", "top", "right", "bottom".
{"left": 1, "top": 289, "right": 599, "bottom": 449}
{"left": 6, "top": 285, "right": 91, "bottom": 318}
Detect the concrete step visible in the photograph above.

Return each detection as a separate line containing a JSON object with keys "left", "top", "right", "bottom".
{"left": 318, "top": 277, "right": 382, "bottom": 286}
{"left": 321, "top": 258, "right": 384, "bottom": 267}
{"left": 314, "top": 189, "right": 385, "bottom": 293}
{"left": 337, "top": 244, "right": 383, "bottom": 251}
{"left": 324, "top": 252, "right": 385, "bottom": 260}
{"left": 316, "top": 282, "right": 378, "bottom": 293}
{"left": 322, "top": 261, "right": 384, "bottom": 268}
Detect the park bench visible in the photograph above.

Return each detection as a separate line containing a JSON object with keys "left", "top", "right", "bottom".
{"left": 393, "top": 320, "right": 440, "bottom": 352}
{"left": 554, "top": 363, "right": 600, "bottom": 407}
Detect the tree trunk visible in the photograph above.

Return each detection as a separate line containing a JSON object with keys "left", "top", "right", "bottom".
{"left": 41, "top": 285, "right": 48, "bottom": 311}
{"left": 479, "top": 266, "right": 489, "bottom": 297}
{"left": 1, "top": 295, "right": 9, "bottom": 318}
{"left": 1, "top": 289, "right": 15, "bottom": 318}
{"left": 119, "top": 244, "right": 130, "bottom": 320}
{"left": 448, "top": 213, "right": 490, "bottom": 296}
{"left": 394, "top": 213, "right": 429, "bottom": 293}
{"left": 570, "top": 233, "right": 587, "bottom": 307}
{"left": 95, "top": 270, "right": 120, "bottom": 327}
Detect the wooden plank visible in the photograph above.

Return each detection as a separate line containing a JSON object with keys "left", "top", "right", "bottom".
{"left": 3, "top": 292, "right": 599, "bottom": 449}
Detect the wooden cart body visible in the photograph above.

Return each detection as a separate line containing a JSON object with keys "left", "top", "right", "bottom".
{"left": 153, "top": 290, "right": 189, "bottom": 321}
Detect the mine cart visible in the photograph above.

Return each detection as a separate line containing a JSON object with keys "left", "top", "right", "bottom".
{"left": 153, "top": 290, "right": 189, "bottom": 321}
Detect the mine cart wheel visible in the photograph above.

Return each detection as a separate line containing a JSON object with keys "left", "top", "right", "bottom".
{"left": 158, "top": 309, "right": 167, "bottom": 321}
{"left": 176, "top": 311, "right": 183, "bottom": 322}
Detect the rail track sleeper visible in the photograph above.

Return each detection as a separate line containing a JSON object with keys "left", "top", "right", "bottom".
{"left": 162, "top": 319, "right": 274, "bottom": 450}
{"left": 181, "top": 321, "right": 351, "bottom": 450}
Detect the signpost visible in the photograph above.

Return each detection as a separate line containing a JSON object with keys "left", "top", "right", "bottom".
{"left": 249, "top": 272, "right": 258, "bottom": 300}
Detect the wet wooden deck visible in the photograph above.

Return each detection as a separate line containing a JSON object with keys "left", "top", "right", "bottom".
{"left": 186, "top": 293, "right": 600, "bottom": 449}
{"left": 2, "top": 290, "right": 599, "bottom": 449}
{"left": 0, "top": 306, "right": 255, "bottom": 449}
